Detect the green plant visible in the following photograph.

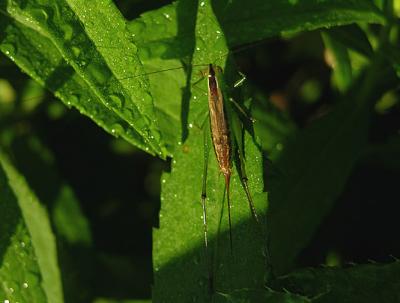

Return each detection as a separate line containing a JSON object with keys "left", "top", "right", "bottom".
{"left": 1, "top": 0, "right": 399, "bottom": 302}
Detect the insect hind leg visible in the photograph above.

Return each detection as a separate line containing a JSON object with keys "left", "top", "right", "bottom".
{"left": 236, "top": 149, "right": 276, "bottom": 279}
{"left": 201, "top": 122, "right": 214, "bottom": 294}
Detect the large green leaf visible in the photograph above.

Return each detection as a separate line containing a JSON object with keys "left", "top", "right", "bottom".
{"left": 0, "top": 0, "right": 167, "bottom": 157}
{"left": 152, "top": 1, "right": 268, "bottom": 301}
{"left": 132, "top": 0, "right": 385, "bottom": 50}
{"left": 0, "top": 151, "right": 63, "bottom": 303}
{"left": 215, "top": 0, "right": 385, "bottom": 46}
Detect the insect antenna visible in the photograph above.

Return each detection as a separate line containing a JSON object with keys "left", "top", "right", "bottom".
{"left": 118, "top": 66, "right": 190, "bottom": 80}
{"left": 201, "top": 123, "right": 215, "bottom": 294}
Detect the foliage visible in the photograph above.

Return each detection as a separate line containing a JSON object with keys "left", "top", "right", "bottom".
{"left": 0, "top": 0, "right": 399, "bottom": 302}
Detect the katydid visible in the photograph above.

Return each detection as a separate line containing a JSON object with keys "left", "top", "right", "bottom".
{"left": 114, "top": 57, "right": 265, "bottom": 292}
{"left": 197, "top": 63, "right": 262, "bottom": 293}
{"left": 122, "top": 57, "right": 264, "bottom": 292}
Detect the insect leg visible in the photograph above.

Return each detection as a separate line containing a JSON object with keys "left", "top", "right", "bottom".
{"left": 191, "top": 69, "right": 208, "bottom": 94}
{"left": 228, "top": 97, "right": 256, "bottom": 123}
{"left": 237, "top": 148, "right": 260, "bottom": 224}
{"left": 233, "top": 71, "right": 247, "bottom": 88}
{"left": 201, "top": 121, "right": 214, "bottom": 294}
{"left": 235, "top": 126, "right": 275, "bottom": 278}
{"left": 227, "top": 97, "right": 260, "bottom": 224}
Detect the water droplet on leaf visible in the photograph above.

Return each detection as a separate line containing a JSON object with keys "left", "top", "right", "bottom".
{"left": 109, "top": 94, "right": 124, "bottom": 108}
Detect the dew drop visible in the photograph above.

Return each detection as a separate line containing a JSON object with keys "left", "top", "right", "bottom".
{"left": 110, "top": 123, "right": 123, "bottom": 137}
{"left": 87, "top": 62, "right": 111, "bottom": 84}
{"left": 22, "top": 282, "right": 28, "bottom": 288}
{"left": 62, "top": 24, "right": 74, "bottom": 41}
{"left": 109, "top": 94, "right": 124, "bottom": 108}
{"left": 71, "top": 46, "right": 81, "bottom": 58}
{"left": 200, "top": 1, "right": 205, "bottom": 6}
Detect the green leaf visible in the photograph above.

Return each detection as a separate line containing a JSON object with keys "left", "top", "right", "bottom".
{"left": 132, "top": 0, "right": 385, "bottom": 50}
{"left": 153, "top": 1, "right": 267, "bottom": 301}
{"left": 5, "top": 134, "right": 93, "bottom": 303}
{"left": 278, "top": 261, "right": 400, "bottom": 302}
{"left": 215, "top": 0, "right": 385, "bottom": 46}
{"left": 324, "top": 24, "right": 374, "bottom": 58}
{"left": 0, "top": 151, "right": 63, "bottom": 303}
{"left": 267, "top": 52, "right": 399, "bottom": 273}
{"left": 0, "top": 0, "right": 167, "bottom": 158}
{"left": 321, "top": 31, "right": 353, "bottom": 92}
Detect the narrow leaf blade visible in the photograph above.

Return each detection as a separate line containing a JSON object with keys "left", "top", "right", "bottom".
{"left": 0, "top": 151, "right": 63, "bottom": 303}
